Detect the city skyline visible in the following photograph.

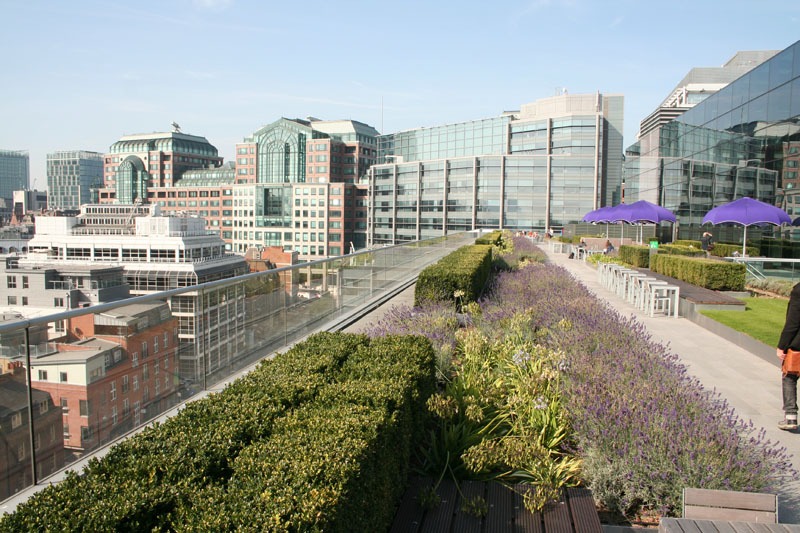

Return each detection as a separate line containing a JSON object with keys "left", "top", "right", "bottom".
{"left": 2, "top": 0, "right": 799, "bottom": 186}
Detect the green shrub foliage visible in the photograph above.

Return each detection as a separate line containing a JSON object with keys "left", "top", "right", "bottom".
{"left": 618, "top": 245, "right": 651, "bottom": 268}
{"left": 650, "top": 254, "right": 746, "bottom": 291}
{"left": 0, "top": 333, "right": 436, "bottom": 532}
{"left": 414, "top": 245, "right": 493, "bottom": 309}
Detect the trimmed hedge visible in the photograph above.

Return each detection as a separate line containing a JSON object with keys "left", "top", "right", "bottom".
{"left": 414, "top": 244, "right": 492, "bottom": 309}
{"left": 671, "top": 239, "right": 758, "bottom": 257}
{"left": 619, "top": 245, "right": 651, "bottom": 268}
{"left": 475, "top": 230, "right": 503, "bottom": 246}
{"left": 649, "top": 254, "right": 746, "bottom": 291}
{"left": 0, "top": 333, "right": 436, "bottom": 532}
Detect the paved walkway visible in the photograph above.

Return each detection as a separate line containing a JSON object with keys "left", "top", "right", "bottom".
{"left": 344, "top": 248, "right": 800, "bottom": 524}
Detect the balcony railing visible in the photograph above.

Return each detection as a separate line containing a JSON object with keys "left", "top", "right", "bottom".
{"left": 0, "top": 232, "right": 474, "bottom": 512}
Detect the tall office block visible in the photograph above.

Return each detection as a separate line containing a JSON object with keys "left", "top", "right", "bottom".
{"left": 46, "top": 150, "right": 104, "bottom": 211}
{"left": 0, "top": 150, "right": 30, "bottom": 221}
{"left": 96, "top": 129, "right": 222, "bottom": 205}
{"left": 623, "top": 40, "right": 800, "bottom": 235}
{"left": 232, "top": 118, "right": 376, "bottom": 258}
{"left": 625, "top": 50, "right": 778, "bottom": 205}
{"left": 369, "top": 92, "right": 624, "bottom": 244}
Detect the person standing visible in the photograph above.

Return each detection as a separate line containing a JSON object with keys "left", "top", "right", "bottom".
{"left": 700, "top": 232, "right": 714, "bottom": 257}
{"left": 777, "top": 282, "right": 800, "bottom": 430}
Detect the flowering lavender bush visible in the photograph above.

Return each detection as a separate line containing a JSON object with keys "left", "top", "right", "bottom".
{"left": 367, "top": 235, "right": 793, "bottom": 519}
{"left": 479, "top": 260, "right": 794, "bottom": 517}
{"left": 491, "top": 230, "right": 548, "bottom": 270}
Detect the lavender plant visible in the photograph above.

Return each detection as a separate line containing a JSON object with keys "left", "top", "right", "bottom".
{"left": 366, "top": 235, "right": 793, "bottom": 519}
{"left": 480, "top": 260, "right": 794, "bottom": 517}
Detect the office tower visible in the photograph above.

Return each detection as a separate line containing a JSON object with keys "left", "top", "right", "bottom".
{"left": 623, "top": 40, "right": 800, "bottom": 234}
{"left": 0, "top": 150, "right": 30, "bottom": 221}
{"left": 46, "top": 150, "right": 104, "bottom": 212}
{"left": 369, "top": 92, "right": 624, "bottom": 244}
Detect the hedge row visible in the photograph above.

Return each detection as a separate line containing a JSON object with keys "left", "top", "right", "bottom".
{"left": 618, "top": 245, "right": 651, "bottom": 267}
{"left": 649, "top": 254, "right": 746, "bottom": 291}
{"left": 0, "top": 333, "right": 436, "bottom": 532}
{"left": 474, "top": 230, "right": 503, "bottom": 246}
{"left": 414, "top": 244, "right": 493, "bottom": 309}
{"left": 672, "top": 239, "right": 759, "bottom": 257}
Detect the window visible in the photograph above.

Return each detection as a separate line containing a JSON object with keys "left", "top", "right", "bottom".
{"left": 133, "top": 375, "right": 139, "bottom": 391}
{"left": 11, "top": 412, "right": 22, "bottom": 429}
{"left": 132, "top": 351, "right": 139, "bottom": 368}
{"left": 80, "top": 399, "right": 89, "bottom": 416}
{"left": 81, "top": 426, "right": 92, "bottom": 442}
{"left": 110, "top": 381, "right": 117, "bottom": 401}
{"left": 38, "top": 400, "right": 49, "bottom": 414}
{"left": 22, "top": 276, "right": 28, "bottom": 289}
{"left": 38, "top": 370, "right": 48, "bottom": 381}
{"left": 6, "top": 276, "right": 16, "bottom": 289}
{"left": 60, "top": 372, "right": 68, "bottom": 383}
{"left": 21, "top": 296, "right": 27, "bottom": 306}
{"left": 142, "top": 341, "right": 149, "bottom": 359}
{"left": 61, "top": 397, "right": 68, "bottom": 412}
{"left": 122, "top": 375, "right": 129, "bottom": 393}
{"left": 7, "top": 296, "right": 16, "bottom": 305}
{"left": 112, "top": 406, "right": 118, "bottom": 425}
{"left": 154, "top": 335, "right": 159, "bottom": 354}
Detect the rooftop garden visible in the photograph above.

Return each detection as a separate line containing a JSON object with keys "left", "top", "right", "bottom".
{"left": 0, "top": 232, "right": 793, "bottom": 529}
{"left": 366, "top": 233, "right": 795, "bottom": 523}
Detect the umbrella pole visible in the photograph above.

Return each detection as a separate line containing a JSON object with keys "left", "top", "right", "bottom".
{"left": 743, "top": 226, "right": 747, "bottom": 257}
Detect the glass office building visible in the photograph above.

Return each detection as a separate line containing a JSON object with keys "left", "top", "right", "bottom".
{"left": 46, "top": 150, "right": 104, "bottom": 211}
{"left": 0, "top": 150, "right": 30, "bottom": 209}
{"left": 369, "top": 93, "right": 624, "bottom": 244}
{"left": 624, "top": 40, "right": 800, "bottom": 232}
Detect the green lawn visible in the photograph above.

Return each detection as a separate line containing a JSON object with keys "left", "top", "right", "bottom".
{"left": 701, "top": 297, "right": 788, "bottom": 348}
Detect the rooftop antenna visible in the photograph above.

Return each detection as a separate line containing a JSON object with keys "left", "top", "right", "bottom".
{"left": 171, "top": 121, "right": 181, "bottom": 133}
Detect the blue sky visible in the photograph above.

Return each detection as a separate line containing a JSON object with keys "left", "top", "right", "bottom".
{"left": 2, "top": 0, "right": 799, "bottom": 187}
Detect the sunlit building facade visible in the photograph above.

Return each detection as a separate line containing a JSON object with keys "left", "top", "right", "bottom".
{"left": 369, "top": 92, "right": 624, "bottom": 244}
{"left": 232, "top": 118, "right": 376, "bottom": 258}
{"left": 0, "top": 150, "right": 30, "bottom": 222}
{"left": 46, "top": 151, "right": 104, "bottom": 211}
{"left": 623, "top": 40, "right": 800, "bottom": 233}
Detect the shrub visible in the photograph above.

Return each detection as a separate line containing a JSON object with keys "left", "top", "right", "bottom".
{"left": 747, "top": 278, "right": 795, "bottom": 298}
{"left": 618, "top": 245, "right": 650, "bottom": 267}
{"left": 0, "top": 333, "right": 437, "bottom": 532}
{"left": 480, "top": 262, "right": 792, "bottom": 517}
{"left": 414, "top": 245, "right": 492, "bottom": 310}
{"left": 650, "top": 254, "right": 746, "bottom": 291}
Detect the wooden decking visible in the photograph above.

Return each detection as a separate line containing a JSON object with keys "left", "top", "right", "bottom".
{"left": 390, "top": 477, "right": 602, "bottom": 532}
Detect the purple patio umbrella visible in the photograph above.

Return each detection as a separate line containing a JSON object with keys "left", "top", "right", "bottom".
{"left": 581, "top": 206, "right": 621, "bottom": 238}
{"left": 581, "top": 206, "right": 617, "bottom": 223}
{"left": 608, "top": 200, "right": 676, "bottom": 224}
{"left": 702, "top": 196, "right": 791, "bottom": 256}
{"left": 608, "top": 200, "right": 676, "bottom": 243}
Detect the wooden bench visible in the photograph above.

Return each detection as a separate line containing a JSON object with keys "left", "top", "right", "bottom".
{"left": 390, "top": 477, "right": 603, "bottom": 532}
{"left": 682, "top": 487, "right": 778, "bottom": 523}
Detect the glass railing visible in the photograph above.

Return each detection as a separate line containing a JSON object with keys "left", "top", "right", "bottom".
{"left": 730, "top": 257, "right": 800, "bottom": 283}
{"left": 0, "top": 232, "right": 474, "bottom": 510}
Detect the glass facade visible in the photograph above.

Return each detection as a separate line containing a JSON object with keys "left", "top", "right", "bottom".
{"left": 378, "top": 117, "right": 510, "bottom": 163}
{"left": 625, "top": 40, "right": 800, "bottom": 230}
{"left": 243, "top": 118, "right": 314, "bottom": 184}
{"left": 370, "top": 93, "right": 624, "bottom": 243}
{"left": 0, "top": 150, "right": 29, "bottom": 206}
{"left": 46, "top": 151, "right": 104, "bottom": 211}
